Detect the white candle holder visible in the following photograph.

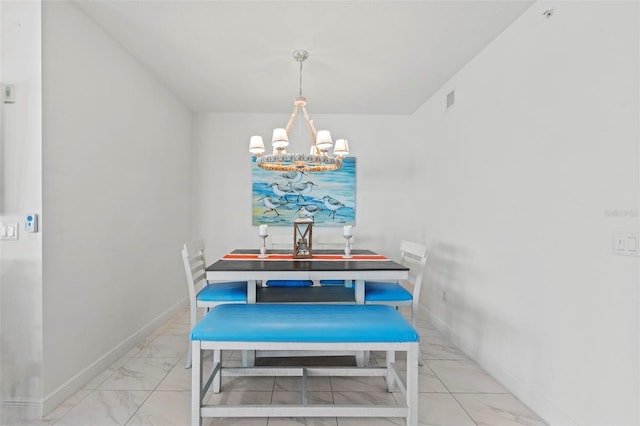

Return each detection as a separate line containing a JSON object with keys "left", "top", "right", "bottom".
{"left": 343, "top": 235, "right": 353, "bottom": 258}
{"left": 259, "top": 234, "right": 269, "bottom": 258}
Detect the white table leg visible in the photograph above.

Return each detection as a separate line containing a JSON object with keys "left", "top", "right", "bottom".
{"left": 354, "top": 279, "right": 367, "bottom": 365}
{"left": 243, "top": 280, "right": 257, "bottom": 365}
{"left": 242, "top": 349, "right": 256, "bottom": 367}
{"left": 247, "top": 280, "right": 257, "bottom": 304}
{"left": 385, "top": 350, "right": 396, "bottom": 391}
{"left": 355, "top": 279, "right": 365, "bottom": 304}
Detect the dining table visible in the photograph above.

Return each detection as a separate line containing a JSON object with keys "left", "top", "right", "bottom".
{"left": 205, "top": 248, "right": 409, "bottom": 366}
{"left": 205, "top": 248, "right": 409, "bottom": 304}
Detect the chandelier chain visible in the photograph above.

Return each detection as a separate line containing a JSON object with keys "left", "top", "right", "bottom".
{"left": 299, "top": 59, "right": 303, "bottom": 97}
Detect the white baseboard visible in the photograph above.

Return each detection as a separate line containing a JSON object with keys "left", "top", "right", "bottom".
{"left": 42, "top": 297, "right": 188, "bottom": 416}
{"left": 418, "top": 304, "right": 576, "bottom": 426}
{"left": 0, "top": 297, "right": 188, "bottom": 420}
{"left": 1, "top": 399, "right": 44, "bottom": 423}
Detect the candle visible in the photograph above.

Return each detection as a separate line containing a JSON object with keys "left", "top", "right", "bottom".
{"left": 343, "top": 225, "right": 352, "bottom": 237}
{"left": 259, "top": 224, "right": 268, "bottom": 236}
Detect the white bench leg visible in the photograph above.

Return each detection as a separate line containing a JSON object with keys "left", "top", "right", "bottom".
{"left": 191, "top": 341, "right": 203, "bottom": 426}
{"left": 406, "top": 343, "right": 419, "bottom": 426}
{"left": 213, "top": 349, "right": 222, "bottom": 393}
{"left": 385, "top": 350, "right": 396, "bottom": 391}
{"left": 242, "top": 350, "right": 256, "bottom": 367}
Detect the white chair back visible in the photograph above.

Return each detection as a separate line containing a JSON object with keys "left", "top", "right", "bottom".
{"left": 399, "top": 240, "right": 429, "bottom": 314}
{"left": 182, "top": 239, "right": 207, "bottom": 310}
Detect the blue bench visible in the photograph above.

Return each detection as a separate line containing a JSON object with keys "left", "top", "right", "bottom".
{"left": 190, "top": 304, "right": 420, "bottom": 426}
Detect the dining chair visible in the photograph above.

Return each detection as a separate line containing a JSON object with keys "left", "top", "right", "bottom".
{"left": 182, "top": 239, "right": 248, "bottom": 368}
{"left": 364, "top": 240, "right": 428, "bottom": 363}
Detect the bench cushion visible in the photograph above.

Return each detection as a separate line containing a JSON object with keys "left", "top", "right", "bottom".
{"left": 191, "top": 304, "right": 419, "bottom": 343}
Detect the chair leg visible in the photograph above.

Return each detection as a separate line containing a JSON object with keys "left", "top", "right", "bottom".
{"left": 185, "top": 344, "right": 192, "bottom": 369}
{"left": 186, "top": 305, "right": 198, "bottom": 369}
{"left": 410, "top": 307, "right": 424, "bottom": 366}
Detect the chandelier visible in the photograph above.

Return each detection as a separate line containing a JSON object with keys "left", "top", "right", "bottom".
{"left": 249, "top": 50, "right": 349, "bottom": 172}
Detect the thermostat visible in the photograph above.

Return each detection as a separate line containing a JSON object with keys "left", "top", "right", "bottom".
{"left": 25, "top": 213, "right": 38, "bottom": 233}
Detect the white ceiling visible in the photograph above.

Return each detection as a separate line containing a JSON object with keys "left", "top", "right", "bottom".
{"left": 74, "top": 0, "right": 534, "bottom": 115}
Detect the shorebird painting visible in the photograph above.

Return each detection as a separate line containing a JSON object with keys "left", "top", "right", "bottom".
{"left": 287, "top": 181, "right": 317, "bottom": 202}
{"left": 270, "top": 182, "right": 296, "bottom": 201}
{"left": 296, "top": 204, "right": 322, "bottom": 221}
{"left": 321, "top": 195, "right": 347, "bottom": 219}
{"left": 280, "top": 171, "right": 305, "bottom": 183}
{"left": 258, "top": 196, "right": 287, "bottom": 216}
{"left": 252, "top": 157, "right": 356, "bottom": 226}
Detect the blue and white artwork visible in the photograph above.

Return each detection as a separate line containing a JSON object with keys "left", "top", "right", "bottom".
{"left": 252, "top": 157, "right": 356, "bottom": 226}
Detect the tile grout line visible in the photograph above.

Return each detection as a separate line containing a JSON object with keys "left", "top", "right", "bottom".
{"left": 424, "top": 359, "right": 479, "bottom": 426}
{"left": 123, "top": 311, "right": 186, "bottom": 426}
{"left": 449, "top": 392, "right": 480, "bottom": 426}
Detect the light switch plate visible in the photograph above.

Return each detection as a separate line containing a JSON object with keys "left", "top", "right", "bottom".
{"left": 0, "top": 222, "right": 19, "bottom": 240}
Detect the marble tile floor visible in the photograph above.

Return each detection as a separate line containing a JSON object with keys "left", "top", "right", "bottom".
{"left": 5, "top": 306, "right": 547, "bottom": 426}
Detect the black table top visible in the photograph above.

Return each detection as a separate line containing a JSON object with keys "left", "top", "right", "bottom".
{"left": 206, "top": 249, "right": 408, "bottom": 273}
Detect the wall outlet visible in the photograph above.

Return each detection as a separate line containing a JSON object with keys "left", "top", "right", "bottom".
{"left": 613, "top": 232, "right": 638, "bottom": 256}
{"left": 2, "top": 84, "right": 15, "bottom": 103}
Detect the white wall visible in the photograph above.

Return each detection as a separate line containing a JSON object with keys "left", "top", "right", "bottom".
{"left": 415, "top": 1, "right": 639, "bottom": 425}
{"left": 4, "top": 0, "right": 637, "bottom": 424}
{"left": 40, "top": 0, "right": 192, "bottom": 412}
{"left": 192, "top": 112, "right": 419, "bottom": 260}
{"left": 194, "top": 2, "right": 640, "bottom": 424}
{"left": 0, "top": 0, "right": 44, "bottom": 421}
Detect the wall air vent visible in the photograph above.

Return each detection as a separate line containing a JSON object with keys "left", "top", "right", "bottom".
{"left": 446, "top": 90, "right": 455, "bottom": 109}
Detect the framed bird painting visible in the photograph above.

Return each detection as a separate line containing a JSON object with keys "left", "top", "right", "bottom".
{"left": 251, "top": 157, "right": 356, "bottom": 227}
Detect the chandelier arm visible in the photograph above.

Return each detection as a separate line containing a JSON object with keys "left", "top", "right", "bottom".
{"left": 284, "top": 104, "right": 301, "bottom": 134}
{"left": 300, "top": 105, "right": 318, "bottom": 145}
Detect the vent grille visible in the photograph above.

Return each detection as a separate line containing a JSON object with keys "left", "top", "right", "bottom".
{"left": 446, "top": 90, "right": 455, "bottom": 108}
